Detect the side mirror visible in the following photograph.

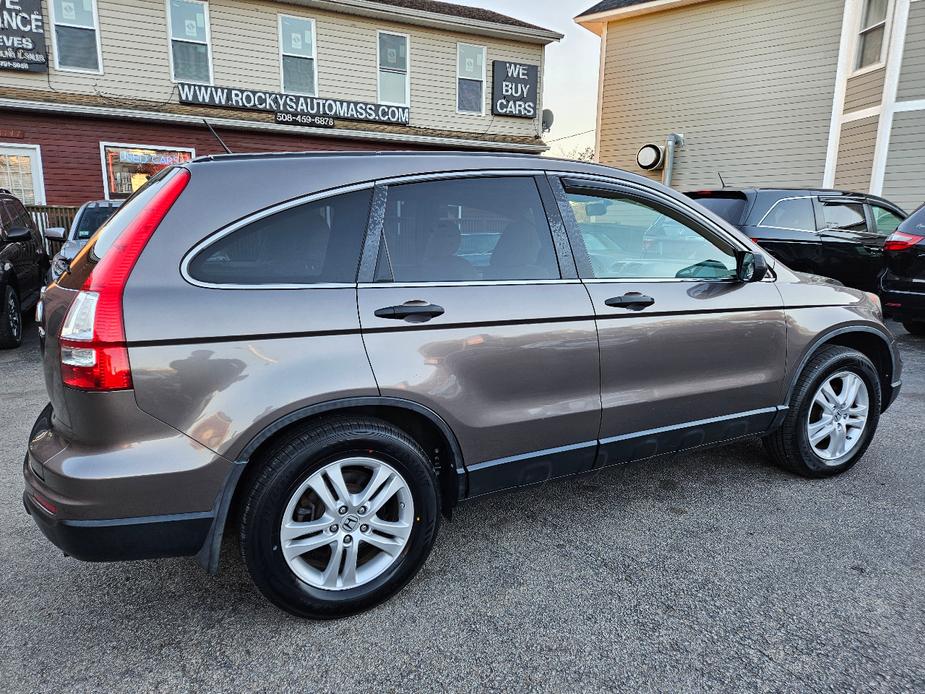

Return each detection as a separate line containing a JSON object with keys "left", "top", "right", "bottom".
{"left": 736, "top": 250, "right": 769, "bottom": 283}
{"left": 7, "top": 226, "right": 32, "bottom": 241}
{"left": 43, "top": 227, "right": 66, "bottom": 241}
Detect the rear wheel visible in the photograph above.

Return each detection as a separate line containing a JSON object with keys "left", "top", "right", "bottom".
{"left": 764, "top": 346, "right": 881, "bottom": 477}
{"left": 239, "top": 417, "right": 440, "bottom": 619}
{"left": 0, "top": 285, "right": 23, "bottom": 349}
{"left": 902, "top": 321, "right": 925, "bottom": 336}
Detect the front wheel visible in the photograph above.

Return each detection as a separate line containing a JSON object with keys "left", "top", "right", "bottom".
{"left": 902, "top": 321, "right": 925, "bottom": 337}
{"left": 0, "top": 285, "right": 23, "bottom": 349}
{"left": 764, "top": 346, "right": 881, "bottom": 477}
{"left": 239, "top": 417, "right": 440, "bottom": 619}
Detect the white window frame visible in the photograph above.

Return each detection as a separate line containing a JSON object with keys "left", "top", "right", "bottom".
{"left": 851, "top": 0, "right": 894, "bottom": 76}
{"left": 166, "top": 0, "right": 214, "bottom": 85}
{"left": 377, "top": 30, "right": 410, "bottom": 107}
{"left": 278, "top": 14, "right": 318, "bottom": 96}
{"left": 48, "top": 0, "right": 104, "bottom": 75}
{"left": 99, "top": 142, "right": 196, "bottom": 200}
{"left": 456, "top": 42, "right": 486, "bottom": 116}
{"left": 0, "top": 143, "right": 46, "bottom": 205}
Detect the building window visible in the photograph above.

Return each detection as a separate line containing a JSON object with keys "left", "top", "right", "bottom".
{"left": 378, "top": 31, "right": 409, "bottom": 106}
{"left": 101, "top": 144, "right": 194, "bottom": 200}
{"left": 0, "top": 145, "right": 45, "bottom": 205}
{"left": 857, "top": 0, "right": 890, "bottom": 70}
{"left": 457, "top": 43, "right": 486, "bottom": 114}
{"left": 168, "top": 0, "right": 212, "bottom": 84}
{"left": 279, "top": 15, "right": 316, "bottom": 95}
{"left": 50, "top": 0, "right": 102, "bottom": 73}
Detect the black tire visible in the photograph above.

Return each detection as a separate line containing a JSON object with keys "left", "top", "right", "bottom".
{"left": 0, "top": 284, "right": 23, "bottom": 349}
{"left": 764, "top": 346, "right": 881, "bottom": 478}
{"left": 239, "top": 416, "right": 440, "bottom": 619}
{"left": 902, "top": 321, "right": 925, "bottom": 337}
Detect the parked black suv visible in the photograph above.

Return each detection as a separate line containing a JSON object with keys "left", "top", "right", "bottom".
{"left": 687, "top": 189, "right": 906, "bottom": 292}
{"left": 882, "top": 203, "right": 925, "bottom": 335}
{"left": 0, "top": 189, "right": 47, "bottom": 348}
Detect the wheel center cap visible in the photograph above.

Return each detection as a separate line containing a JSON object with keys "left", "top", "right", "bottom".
{"left": 342, "top": 514, "right": 359, "bottom": 532}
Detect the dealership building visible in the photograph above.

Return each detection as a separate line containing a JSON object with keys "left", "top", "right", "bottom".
{"left": 0, "top": 0, "right": 560, "bottom": 205}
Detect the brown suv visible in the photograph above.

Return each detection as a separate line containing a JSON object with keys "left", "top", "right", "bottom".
{"left": 23, "top": 153, "right": 901, "bottom": 618}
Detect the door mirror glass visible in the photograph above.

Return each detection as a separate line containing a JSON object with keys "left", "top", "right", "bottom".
{"left": 736, "top": 251, "right": 769, "bottom": 283}
{"left": 7, "top": 226, "right": 31, "bottom": 241}
{"left": 44, "top": 226, "right": 66, "bottom": 241}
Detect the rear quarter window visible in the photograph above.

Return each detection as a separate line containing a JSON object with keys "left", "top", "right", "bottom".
{"left": 187, "top": 188, "right": 373, "bottom": 286}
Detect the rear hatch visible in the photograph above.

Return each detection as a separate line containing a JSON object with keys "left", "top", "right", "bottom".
{"left": 883, "top": 204, "right": 925, "bottom": 292}
{"left": 685, "top": 190, "right": 750, "bottom": 227}
{"left": 38, "top": 167, "right": 189, "bottom": 436}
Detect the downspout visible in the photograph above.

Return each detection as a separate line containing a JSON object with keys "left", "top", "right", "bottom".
{"left": 662, "top": 133, "right": 685, "bottom": 187}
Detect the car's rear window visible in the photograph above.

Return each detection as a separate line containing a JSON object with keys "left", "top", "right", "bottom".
{"left": 686, "top": 193, "right": 748, "bottom": 225}
{"left": 899, "top": 204, "right": 925, "bottom": 234}
{"left": 75, "top": 206, "right": 119, "bottom": 240}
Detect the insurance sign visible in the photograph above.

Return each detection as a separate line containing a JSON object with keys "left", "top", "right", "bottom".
{"left": 178, "top": 83, "right": 410, "bottom": 126}
{"left": 491, "top": 61, "right": 538, "bottom": 119}
{"left": 0, "top": 0, "right": 47, "bottom": 72}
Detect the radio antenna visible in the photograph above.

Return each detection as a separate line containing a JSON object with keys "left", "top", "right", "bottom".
{"left": 203, "top": 119, "right": 232, "bottom": 154}
{"left": 717, "top": 172, "right": 727, "bottom": 188}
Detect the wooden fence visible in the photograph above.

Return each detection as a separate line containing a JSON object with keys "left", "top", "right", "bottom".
{"left": 27, "top": 205, "right": 80, "bottom": 256}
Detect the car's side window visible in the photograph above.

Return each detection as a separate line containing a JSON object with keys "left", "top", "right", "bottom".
{"left": 565, "top": 191, "right": 737, "bottom": 280}
{"left": 375, "top": 177, "right": 560, "bottom": 282}
{"left": 758, "top": 197, "right": 816, "bottom": 232}
{"left": 187, "top": 188, "right": 373, "bottom": 285}
{"left": 870, "top": 204, "right": 904, "bottom": 236}
{"left": 820, "top": 202, "right": 867, "bottom": 232}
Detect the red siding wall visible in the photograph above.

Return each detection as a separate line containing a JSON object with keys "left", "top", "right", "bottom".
{"left": 0, "top": 111, "right": 426, "bottom": 205}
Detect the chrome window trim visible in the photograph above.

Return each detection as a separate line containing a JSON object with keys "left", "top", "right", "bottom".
{"left": 358, "top": 279, "right": 582, "bottom": 289}
{"left": 756, "top": 196, "right": 817, "bottom": 232}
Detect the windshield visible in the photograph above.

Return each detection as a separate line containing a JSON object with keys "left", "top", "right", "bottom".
{"left": 687, "top": 193, "right": 748, "bottom": 225}
{"left": 74, "top": 206, "right": 119, "bottom": 240}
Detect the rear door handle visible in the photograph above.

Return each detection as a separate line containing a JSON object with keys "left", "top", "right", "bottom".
{"left": 604, "top": 293, "right": 655, "bottom": 310}
{"left": 374, "top": 302, "right": 445, "bottom": 321}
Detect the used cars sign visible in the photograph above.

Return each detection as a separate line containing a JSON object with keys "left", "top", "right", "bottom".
{"left": 492, "top": 61, "right": 538, "bottom": 119}
{"left": 178, "top": 83, "right": 410, "bottom": 126}
{"left": 0, "top": 0, "right": 47, "bottom": 72}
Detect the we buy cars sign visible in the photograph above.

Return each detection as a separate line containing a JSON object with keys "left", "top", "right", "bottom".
{"left": 492, "top": 60, "right": 538, "bottom": 119}
{"left": 0, "top": 0, "right": 47, "bottom": 72}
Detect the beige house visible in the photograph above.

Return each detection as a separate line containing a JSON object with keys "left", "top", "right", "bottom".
{"left": 577, "top": 0, "right": 925, "bottom": 211}
{"left": 0, "top": 0, "right": 559, "bottom": 204}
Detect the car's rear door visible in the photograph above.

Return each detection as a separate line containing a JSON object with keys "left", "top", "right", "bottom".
{"left": 815, "top": 197, "right": 885, "bottom": 291}
{"left": 357, "top": 173, "right": 601, "bottom": 497}
{"left": 551, "top": 175, "right": 787, "bottom": 467}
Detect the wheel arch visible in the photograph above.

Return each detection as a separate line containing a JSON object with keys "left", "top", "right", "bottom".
{"left": 785, "top": 325, "right": 898, "bottom": 414}
{"left": 197, "top": 397, "right": 466, "bottom": 574}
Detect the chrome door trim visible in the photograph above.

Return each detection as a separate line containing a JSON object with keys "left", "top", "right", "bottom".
{"left": 358, "top": 279, "right": 583, "bottom": 289}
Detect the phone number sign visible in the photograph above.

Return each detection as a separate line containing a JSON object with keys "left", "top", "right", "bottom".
{"left": 0, "top": 0, "right": 47, "bottom": 72}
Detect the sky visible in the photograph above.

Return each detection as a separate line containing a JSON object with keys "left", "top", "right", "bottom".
{"left": 447, "top": 0, "right": 602, "bottom": 157}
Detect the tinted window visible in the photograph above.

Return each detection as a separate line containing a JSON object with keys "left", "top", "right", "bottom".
{"left": 567, "top": 192, "right": 737, "bottom": 280}
{"left": 4, "top": 198, "right": 33, "bottom": 231}
{"left": 821, "top": 202, "right": 867, "bottom": 231}
{"left": 759, "top": 197, "right": 816, "bottom": 231}
{"left": 74, "top": 206, "right": 118, "bottom": 240}
{"left": 898, "top": 204, "right": 925, "bottom": 235}
{"left": 188, "top": 189, "right": 372, "bottom": 285}
{"left": 687, "top": 194, "right": 747, "bottom": 224}
{"left": 870, "top": 204, "right": 903, "bottom": 236}
{"left": 377, "top": 177, "right": 560, "bottom": 282}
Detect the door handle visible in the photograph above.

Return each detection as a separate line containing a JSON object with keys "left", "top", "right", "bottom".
{"left": 374, "top": 302, "right": 445, "bottom": 321}
{"left": 604, "top": 293, "right": 655, "bottom": 310}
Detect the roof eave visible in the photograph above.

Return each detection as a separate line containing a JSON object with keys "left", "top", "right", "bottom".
{"left": 575, "top": 0, "right": 711, "bottom": 35}
{"left": 284, "top": 0, "right": 563, "bottom": 44}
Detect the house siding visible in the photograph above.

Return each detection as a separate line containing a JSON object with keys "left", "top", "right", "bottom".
{"left": 2, "top": 0, "right": 544, "bottom": 139}
{"left": 897, "top": 0, "right": 925, "bottom": 102}
{"left": 882, "top": 111, "right": 925, "bottom": 211}
{"left": 833, "top": 116, "right": 879, "bottom": 192}
{"left": 596, "top": 0, "right": 844, "bottom": 189}
{"left": 844, "top": 67, "right": 886, "bottom": 113}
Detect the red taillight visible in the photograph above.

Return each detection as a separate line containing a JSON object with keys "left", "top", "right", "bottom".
{"left": 60, "top": 169, "right": 189, "bottom": 391}
{"left": 884, "top": 231, "right": 925, "bottom": 251}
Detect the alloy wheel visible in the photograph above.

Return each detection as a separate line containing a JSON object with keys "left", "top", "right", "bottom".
{"left": 7, "top": 290, "right": 20, "bottom": 342}
{"left": 806, "top": 371, "right": 869, "bottom": 463}
{"left": 279, "top": 456, "right": 414, "bottom": 591}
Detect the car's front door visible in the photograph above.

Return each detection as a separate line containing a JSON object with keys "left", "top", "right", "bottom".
{"left": 2, "top": 198, "right": 42, "bottom": 302}
{"left": 357, "top": 174, "right": 601, "bottom": 497}
{"left": 552, "top": 176, "right": 787, "bottom": 467}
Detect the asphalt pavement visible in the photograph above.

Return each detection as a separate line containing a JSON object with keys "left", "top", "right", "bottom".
{"left": 1, "top": 323, "right": 923, "bottom": 692}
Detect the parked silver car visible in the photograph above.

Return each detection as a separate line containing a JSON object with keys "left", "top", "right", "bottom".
{"left": 24, "top": 153, "right": 901, "bottom": 618}
{"left": 44, "top": 200, "right": 122, "bottom": 282}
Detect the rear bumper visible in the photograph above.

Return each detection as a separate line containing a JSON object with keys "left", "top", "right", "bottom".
{"left": 22, "top": 489, "right": 212, "bottom": 562}
{"left": 880, "top": 283, "right": 925, "bottom": 323}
